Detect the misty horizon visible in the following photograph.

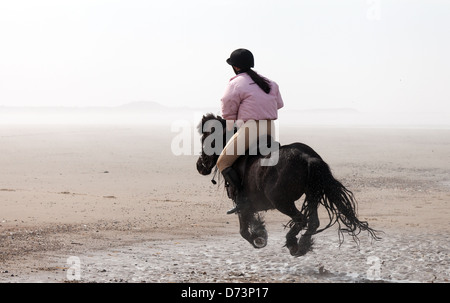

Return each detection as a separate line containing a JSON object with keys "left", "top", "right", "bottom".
{"left": 0, "top": 100, "right": 362, "bottom": 112}
{"left": 0, "top": 100, "right": 448, "bottom": 128}
{"left": 1, "top": 1, "right": 450, "bottom": 117}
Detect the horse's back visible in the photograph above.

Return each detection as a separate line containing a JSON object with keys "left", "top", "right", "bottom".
{"left": 280, "top": 142, "right": 323, "bottom": 160}
{"left": 236, "top": 141, "right": 323, "bottom": 174}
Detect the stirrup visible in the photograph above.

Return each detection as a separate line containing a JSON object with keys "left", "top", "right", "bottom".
{"left": 226, "top": 205, "right": 240, "bottom": 215}
{"left": 226, "top": 198, "right": 247, "bottom": 215}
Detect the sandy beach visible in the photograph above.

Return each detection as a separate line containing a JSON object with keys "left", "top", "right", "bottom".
{"left": 0, "top": 121, "right": 449, "bottom": 283}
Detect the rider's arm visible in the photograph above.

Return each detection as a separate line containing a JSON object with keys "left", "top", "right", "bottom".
{"left": 221, "top": 81, "right": 240, "bottom": 121}
{"left": 272, "top": 82, "right": 284, "bottom": 110}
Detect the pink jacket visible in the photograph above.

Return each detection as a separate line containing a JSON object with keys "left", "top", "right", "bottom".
{"left": 221, "top": 73, "right": 284, "bottom": 122}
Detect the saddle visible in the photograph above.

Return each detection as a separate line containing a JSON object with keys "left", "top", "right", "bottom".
{"left": 225, "top": 135, "right": 280, "bottom": 200}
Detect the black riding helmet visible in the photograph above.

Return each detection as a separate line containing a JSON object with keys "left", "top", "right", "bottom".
{"left": 226, "top": 49, "right": 254, "bottom": 70}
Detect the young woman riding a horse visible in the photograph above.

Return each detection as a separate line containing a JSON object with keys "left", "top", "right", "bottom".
{"left": 219, "top": 49, "right": 284, "bottom": 214}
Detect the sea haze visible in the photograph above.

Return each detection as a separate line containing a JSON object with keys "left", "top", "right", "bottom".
{"left": 0, "top": 101, "right": 448, "bottom": 129}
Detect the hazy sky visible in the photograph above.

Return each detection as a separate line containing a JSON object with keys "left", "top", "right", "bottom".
{"left": 0, "top": 0, "right": 449, "bottom": 114}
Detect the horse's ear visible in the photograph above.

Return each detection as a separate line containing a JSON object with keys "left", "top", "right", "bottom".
{"left": 198, "top": 113, "right": 214, "bottom": 134}
{"left": 198, "top": 113, "right": 226, "bottom": 134}
{"left": 217, "top": 115, "right": 226, "bottom": 128}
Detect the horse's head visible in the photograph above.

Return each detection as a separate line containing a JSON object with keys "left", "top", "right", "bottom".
{"left": 196, "top": 113, "right": 227, "bottom": 175}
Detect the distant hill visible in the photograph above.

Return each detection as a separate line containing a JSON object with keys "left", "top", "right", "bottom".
{"left": 0, "top": 101, "right": 204, "bottom": 113}
{"left": 296, "top": 108, "right": 359, "bottom": 114}
{"left": 116, "top": 101, "right": 169, "bottom": 111}
{"left": 0, "top": 101, "right": 219, "bottom": 125}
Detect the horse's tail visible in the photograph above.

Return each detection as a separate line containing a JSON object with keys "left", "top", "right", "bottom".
{"left": 304, "top": 158, "right": 381, "bottom": 243}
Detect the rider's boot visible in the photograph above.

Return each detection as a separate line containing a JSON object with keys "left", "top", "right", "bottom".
{"left": 221, "top": 167, "right": 246, "bottom": 214}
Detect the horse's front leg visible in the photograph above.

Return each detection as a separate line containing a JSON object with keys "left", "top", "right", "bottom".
{"left": 238, "top": 211, "right": 252, "bottom": 245}
{"left": 238, "top": 211, "right": 267, "bottom": 249}
{"left": 249, "top": 213, "right": 268, "bottom": 248}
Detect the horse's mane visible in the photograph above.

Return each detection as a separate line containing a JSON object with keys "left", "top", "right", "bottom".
{"left": 197, "top": 113, "right": 226, "bottom": 136}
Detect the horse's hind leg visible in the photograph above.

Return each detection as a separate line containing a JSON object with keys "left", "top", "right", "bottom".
{"left": 296, "top": 201, "right": 320, "bottom": 256}
{"left": 274, "top": 202, "right": 307, "bottom": 256}
{"left": 285, "top": 215, "right": 304, "bottom": 256}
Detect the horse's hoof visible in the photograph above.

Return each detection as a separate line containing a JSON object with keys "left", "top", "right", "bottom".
{"left": 295, "top": 236, "right": 314, "bottom": 256}
{"left": 287, "top": 246, "right": 299, "bottom": 256}
{"left": 253, "top": 237, "right": 267, "bottom": 248}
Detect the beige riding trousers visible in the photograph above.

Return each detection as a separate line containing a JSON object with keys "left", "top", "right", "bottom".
{"left": 216, "top": 120, "right": 274, "bottom": 172}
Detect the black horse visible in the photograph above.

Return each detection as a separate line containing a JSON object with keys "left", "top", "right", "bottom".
{"left": 196, "top": 113, "right": 380, "bottom": 256}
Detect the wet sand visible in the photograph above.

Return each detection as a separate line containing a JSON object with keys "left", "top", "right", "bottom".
{"left": 0, "top": 123, "right": 449, "bottom": 283}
